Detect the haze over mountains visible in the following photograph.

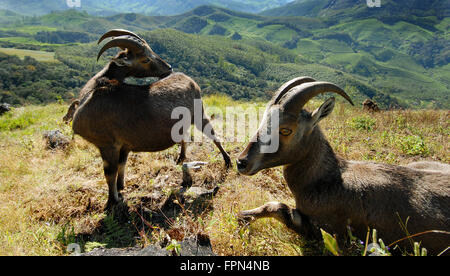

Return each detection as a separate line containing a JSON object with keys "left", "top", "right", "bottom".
{"left": 0, "top": 0, "right": 294, "bottom": 16}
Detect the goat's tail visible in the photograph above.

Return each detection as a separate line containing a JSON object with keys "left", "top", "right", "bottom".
{"left": 63, "top": 100, "right": 80, "bottom": 124}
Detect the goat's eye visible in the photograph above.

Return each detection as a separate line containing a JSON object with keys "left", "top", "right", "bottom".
{"left": 143, "top": 58, "right": 151, "bottom": 63}
{"left": 280, "top": 128, "right": 292, "bottom": 136}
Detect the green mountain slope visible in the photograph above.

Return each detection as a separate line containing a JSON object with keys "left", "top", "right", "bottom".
{"left": 263, "top": 0, "right": 449, "bottom": 20}
{"left": 0, "top": 5, "right": 448, "bottom": 108}
{"left": 261, "top": 0, "right": 329, "bottom": 17}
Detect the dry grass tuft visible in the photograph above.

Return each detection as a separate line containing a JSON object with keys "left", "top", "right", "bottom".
{"left": 0, "top": 98, "right": 448, "bottom": 255}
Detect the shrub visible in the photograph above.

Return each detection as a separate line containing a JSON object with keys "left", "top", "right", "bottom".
{"left": 351, "top": 116, "right": 376, "bottom": 131}
{"left": 0, "top": 110, "right": 37, "bottom": 131}
{"left": 399, "top": 135, "right": 429, "bottom": 156}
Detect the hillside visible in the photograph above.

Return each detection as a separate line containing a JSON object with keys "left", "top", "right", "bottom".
{"left": 0, "top": 27, "right": 400, "bottom": 108}
{"left": 0, "top": 98, "right": 448, "bottom": 255}
{"left": 262, "top": 0, "right": 449, "bottom": 20}
{"left": 0, "top": 0, "right": 293, "bottom": 16}
{"left": 0, "top": 6, "right": 448, "bottom": 108}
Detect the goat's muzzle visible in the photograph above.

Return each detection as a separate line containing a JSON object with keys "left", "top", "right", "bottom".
{"left": 159, "top": 69, "right": 173, "bottom": 79}
{"left": 237, "top": 158, "right": 259, "bottom": 176}
{"left": 236, "top": 159, "right": 248, "bottom": 172}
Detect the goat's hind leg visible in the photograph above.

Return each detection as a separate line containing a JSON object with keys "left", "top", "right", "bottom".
{"left": 238, "top": 202, "right": 316, "bottom": 238}
{"left": 176, "top": 140, "right": 187, "bottom": 165}
{"left": 100, "top": 147, "right": 122, "bottom": 209}
{"left": 197, "top": 114, "right": 231, "bottom": 168}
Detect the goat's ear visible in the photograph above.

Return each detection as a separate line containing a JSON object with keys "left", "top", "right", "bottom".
{"left": 111, "top": 56, "right": 133, "bottom": 67}
{"left": 311, "top": 97, "right": 335, "bottom": 126}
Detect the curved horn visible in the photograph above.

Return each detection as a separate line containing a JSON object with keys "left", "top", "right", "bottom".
{"left": 97, "top": 36, "right": 146, "bottom": 61}
{"left": 273, "top": 76, "right": 317, "bottom": 105}
{"left": 98, "top": 29, "right": 146, "bottom": 45}
{"left": 283, "top": 82, "right": 354, "bottom": 113}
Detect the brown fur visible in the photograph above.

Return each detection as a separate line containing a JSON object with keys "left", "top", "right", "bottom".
{"left": 72, "top": 69, "right": 231, "bottom": 209}
{"left": 238, "top": 79, "right": 450, "bottom": 254}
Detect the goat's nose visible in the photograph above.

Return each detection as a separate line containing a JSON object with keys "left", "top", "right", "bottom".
{"left": 236, "top": 159, "right": 248, "bottom": 171}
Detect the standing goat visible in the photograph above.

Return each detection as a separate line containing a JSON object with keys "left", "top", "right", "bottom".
{"left": 237, "top": 77, "right": 450, "bottom": 254}
{"left": 70, "top": 30, "right": 231, "bottom": 209}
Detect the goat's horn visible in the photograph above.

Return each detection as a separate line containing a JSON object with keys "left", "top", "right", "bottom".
{"left": 283, "top": 82, "right": 354, "bottom": 113}
{"left": 97, "top": 36, "right": 146, "bottom": 61}
{"left": 273, "top": 76, "right": 317, "bottom": 104}
{"left": 98, "top": 29, "right": 146, "bottom": 45}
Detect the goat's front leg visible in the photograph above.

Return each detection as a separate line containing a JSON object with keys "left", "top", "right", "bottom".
{"left": 117, "top": 147, "right": 130, "bottom": 192}
{"left": 213, "top": 140, "right": 232, "bottom": 168}
{"left": 238, "top": 202, "right": 316, "bottom": 238}
{"left": 100, "top": 147, "right": 121, "bottom": 209}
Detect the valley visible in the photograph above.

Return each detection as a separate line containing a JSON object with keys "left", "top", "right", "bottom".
{"left": 0, "top": 3, "right": 448, "bottom": 108}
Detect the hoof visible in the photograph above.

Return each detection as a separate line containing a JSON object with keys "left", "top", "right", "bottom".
{"left": 176, "top": 156, "right": 186, "bottom": 165}
{"left": 224, "top": 157, "right": 232, "bottom": 169}
{"left": 237, "top": 211, "right": 255, "bottom": 226}
{"left": 105, "top": 196, "right": 125, "bottom": 211}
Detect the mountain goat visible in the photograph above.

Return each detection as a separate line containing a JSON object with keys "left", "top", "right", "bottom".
{"left": 237, "top": 77, "right": 450, "bottom": 254}
{"left": 70, "top": 30, "right": 231, "bottom": 208}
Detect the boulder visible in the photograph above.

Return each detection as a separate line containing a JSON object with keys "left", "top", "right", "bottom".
{"left": 0, "top": 103, "right": 11, "bottom": 116}
{"left": 81, "top": 237, "right": 215, "bottom": 256}
{"left": 363, "top": 99, "right": 380, "bottom": 112}
{"left": 43, "top": 130, "right": 70, "bottom": 150}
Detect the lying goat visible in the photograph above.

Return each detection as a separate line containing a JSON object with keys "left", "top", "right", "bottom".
{"left": 237, "top": 77, "right": 450, "bottom": 254}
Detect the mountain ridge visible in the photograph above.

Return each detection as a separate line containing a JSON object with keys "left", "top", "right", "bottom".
{"left": 0, "top": 0, "right": 294, "bottom": 16}
{"left": 0, "top": 4, "right": 448, "bottom": 109}
{"left": 262, "top": 0, "right": 449, "bottom": 21}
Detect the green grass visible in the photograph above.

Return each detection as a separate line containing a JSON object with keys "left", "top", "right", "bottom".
{"left": 0, "top": 97, "right": 448, "bottom": 256}
{"left": 0, "top": 37, "right": 66, "bottom": 47}
{"left": 0, "top": 47, "right": 58, "bottom": 63}
{"left": 0, "top": 26, "right": 58, "bottom": 35}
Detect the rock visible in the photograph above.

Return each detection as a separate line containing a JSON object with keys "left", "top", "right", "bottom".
{"left": 182, "top": 161, "right": 208, "bottom": 188}
{"left": 0, "top": 103, "right": 11, "bottom": 116}
{"left": 82, "top": 245, "right": 169, "bottom": 256}
{"left": 81, "top": 237, "right": 215, "bottom": 256}
{"left": 43, "top": 130, "right": 70, "bottom": 150}
{"left": 363, "top": 99, "right": 380, "bottom": 112}
{"left": 179, "top": 237, "right": 215, "bottom": 256}
{"left": 184, "top": 186, "right": 219, "bottom": 201}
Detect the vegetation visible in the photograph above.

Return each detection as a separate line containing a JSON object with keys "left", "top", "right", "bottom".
{"left": 0, "top": 5, "right": 447, "bottom": 109}
{"left": 0, "top": 48, "right": 57, "bottom": 63}
{"left": 0, "top": 1, "right": 448, "bottom": 256}
{"left": 0, "top": 53, "right": 86, "bottom": 105}
{"left": 0, "top": 96, "right": 448, "bottom": 256}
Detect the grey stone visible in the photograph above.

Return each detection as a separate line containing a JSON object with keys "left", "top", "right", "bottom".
{"left": 0, "top": 103, "right": 11, "bottom": 116}
{"left": 81, "top": 238, "right": 214, "bottom": 256}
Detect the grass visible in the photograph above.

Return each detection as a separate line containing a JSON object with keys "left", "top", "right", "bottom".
{"left": 0, "top": 26, "right": 58, "bottom": 35}
{"left": 0, "top": 96, "right": 448, "bottom": 256}
{"left": 0, "top": 47, "right": 58, "bottom": 63}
